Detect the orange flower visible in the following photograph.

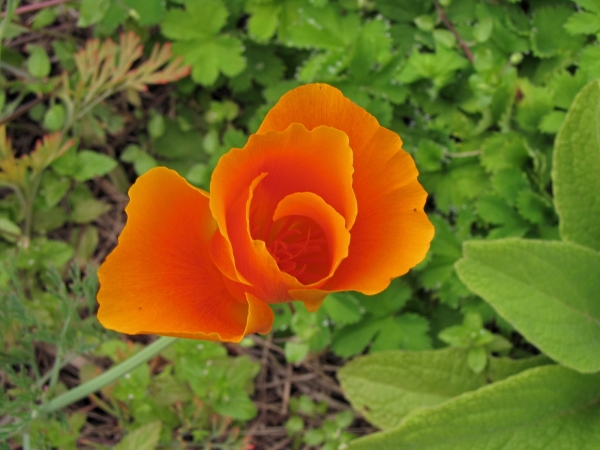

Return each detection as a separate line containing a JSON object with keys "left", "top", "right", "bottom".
{"left": 97, "top": 84, "right": 434, "bottom": 342}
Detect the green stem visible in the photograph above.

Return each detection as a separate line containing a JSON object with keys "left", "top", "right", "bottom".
{"left": 47, "top": 310, "right": 72, "bottom": 395}
{"left": 22, "top": 433, "right": 31, "bottom": 450}
{"left": 0, "top": 0, "right": 19, "bottom": 64}
{"left": 36, "top": 336, "right": 176, "bottom": 416}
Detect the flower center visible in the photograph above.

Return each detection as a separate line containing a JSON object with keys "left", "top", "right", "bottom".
{"left": 256, "top": 215, "right": 330, "bottom": 285}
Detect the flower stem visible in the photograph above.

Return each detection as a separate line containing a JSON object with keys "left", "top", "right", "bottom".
{"left": 36, "top": 336, "right": 176, "bottom": 415}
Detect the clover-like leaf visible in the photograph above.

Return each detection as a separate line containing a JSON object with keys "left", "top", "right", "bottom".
{"left": 161, "top": 0, "right": 245, "bottom": 86}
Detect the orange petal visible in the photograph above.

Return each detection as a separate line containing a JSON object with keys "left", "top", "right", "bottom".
{"left": 97, "top": 167, "right": 273, "bottom": 342}
{"left": 259, "top": 83, "right": 434, "bottom": 294}
{"left": 244, "top": 292, "right": 275, "bottom": 335}
{"left": 209, "top": 123, "right": 357, "bottom": 300}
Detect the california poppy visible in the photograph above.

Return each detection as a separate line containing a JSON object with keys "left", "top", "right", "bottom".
{"left": 97, "top": 84, "right": 434, "bottom": 342}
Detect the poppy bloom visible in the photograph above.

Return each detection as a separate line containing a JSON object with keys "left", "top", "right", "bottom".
{"left": 97, "top": 84, "right": 434, "bottom": 342}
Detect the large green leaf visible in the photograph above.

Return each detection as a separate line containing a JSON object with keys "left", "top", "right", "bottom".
{"left": 348, "top": 365, "right": 600, "bottom": 450}
{"left": 338, "top": 348, "right": 549, "bottom": 430}
{"left": 553, "top": 79, "right": 600, "bottom": 252}
{"left": 455, "top": 239, "right": 600, "bottom": 373}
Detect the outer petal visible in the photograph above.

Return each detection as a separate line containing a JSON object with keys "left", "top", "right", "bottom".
{"left": 97, "top": 167, "right": 273, "bottom": 342}
{"left": 210, "top": 123, "right": 357, "bottom": 301}
{"left": 258, "top": 83, "right": 434, "bottom": 294}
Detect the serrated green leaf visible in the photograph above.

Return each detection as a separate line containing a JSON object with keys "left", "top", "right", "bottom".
{"left": 398, "top": 47, "right": 468, "bottom": 88}
{"left": 539, "top": 110, "right": 566, "bottom": 133}
{"left": 74, "top": 151, "right": 117, "bottom": 182}
{"left": 531, "top": 6, "right": 585, "bottom": 58}
{"left": 564, "top": 11, "right": 600, "bottom": 35}
{"left": 363, "top": 98, "right": 392, "bottom": 127}
{"left": 339, "top": 347, "right": 550, "bottom": 430}
{"left": 516, "top": 190, "right": 555, "bottom": 225}
{"left": 285, "top": 341, "right": 310, "bottom": 363}
{"left": 229, "top": 43, "right": 285, "bottom": 91}
{"left": 573, "top": 0, "right": 600, "bottom": 13}
{"left": 359, "top": 278, "right": 413, "bottom": 317}
{"left": 175, "top": 36, "right": 245, "bottom": 86}
{"left": 120, "top": 145, "right": 157, "bottom": 176}
{"left": 578, "top": 45, "right": 600, "bottom": 80}
{"left": 480, "top": 133, "right": 530, "bottom": 173}
{"left": 473, "top": 17, "right": 493, "bottom": 42}
{"left": 78, "top": 0, "right": 110, "bottom": 27}
{"left": 70, "top": 199, "right": 111, "bottom": 224}
{"left": 456, "top": 238, "right": 600, "bottom": 373}
{"left": 114, "top": 421, "right": 161, "bottom": 450}
{"left": 415, "top": 139, "right": 445, "bottom": 173}
{"left": 515, "top": 79, "right": 554, "bottom": 132}
{"left": 549, "top": 70, "right": 587, "bottom": 109}
{"left": 476, "top": 194, "right": 530, "bottom": 237}
{"left": 348, "top": 365, "right": 600, "bottom": 450}
{"left": 280, "top": 3, "right": 360, "bottom": 50}
{"left": 17, "top": 238, "right": 73, "bottom": 269}
{"left": 247, "top": 2, "right": 280, "bottom": 42}
{"left": 414, "top": 15, "right": 435, "bottom": 32}
{"left": 161, "top": 0, "right": 244, "bottom": 86}
{"left": 491, "top": 168, "right": 529, "bottom": 206}
{"left": 152, "top": 119, "right": 203, "bottom": 160}
{"left": 95, "top": 2, "right": 128, "bottom": 35}
{"left": 348, "top": 19, "right": 392, "bottom": 82}
{"left": 553, "top": 79, "right": 600, "bottom": 251}
{"left": 304, "top": 429, "right": 325, "bottom": 446}
{"left": 41, "top": 171, "right": 70, "bottom": 208}
{"left": 433, "top": 29, "right": 456, "bottom": 48}
{"left": 185, "top": 163, "right": 208, "bottom": 187}
{"left": 124, "top": 0, "right": 164, "bottom": 26}
{"left": 437, "top": 272, "right": 472, "bottom": 307}
{"left": 214, "top": 390, "right": 257, "bottom": 420}
{"left": 322, "top": 293, "right": 363, "bottom": 325}
{"left": 370, "top": 314, "right": 431, "bottom": 352}
{"left": 488, "top": 14, "right": 529, "bottom": 55}
{"left": 374, "top": 0, "right": 431, "bottom": 23}
{"left": 420, "top": 159, "right": 489, "bottom": 213}
{"left": 331, "top": 317, "right": 383, "bottom": 358}
{"left": 162, "top": 0, "right": 228, "bottom": 40}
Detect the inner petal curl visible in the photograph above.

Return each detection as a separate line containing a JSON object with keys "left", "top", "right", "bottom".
{"left": 251, "top": 191, "right": 351, "bottom": 286}
{"left": 261, "top": 215, "right": 329, "bottom": 284}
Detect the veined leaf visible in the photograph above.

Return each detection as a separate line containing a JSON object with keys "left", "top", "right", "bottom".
{"left": 348, "top": 365, "right": 600, "bottom": 450}
{"left": 456, "top": 239, "right": 600, "bottom": 373}
{"left": 339, "top": 347, "right": 550, "bottom": 430}
{"left": 553, "top": 79, "right": 600, "bottom": 252}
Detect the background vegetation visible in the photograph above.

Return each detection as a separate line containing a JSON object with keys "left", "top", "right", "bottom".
{"left": 1, "top": 0, "right": 599, "bottom": 448}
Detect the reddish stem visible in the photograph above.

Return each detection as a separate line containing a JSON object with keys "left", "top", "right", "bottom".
{"left": 2, "top": 0, "right": 71, "bottom": 17}
{"left": 434, "top": 0, "right": 474, "bottom": 64}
